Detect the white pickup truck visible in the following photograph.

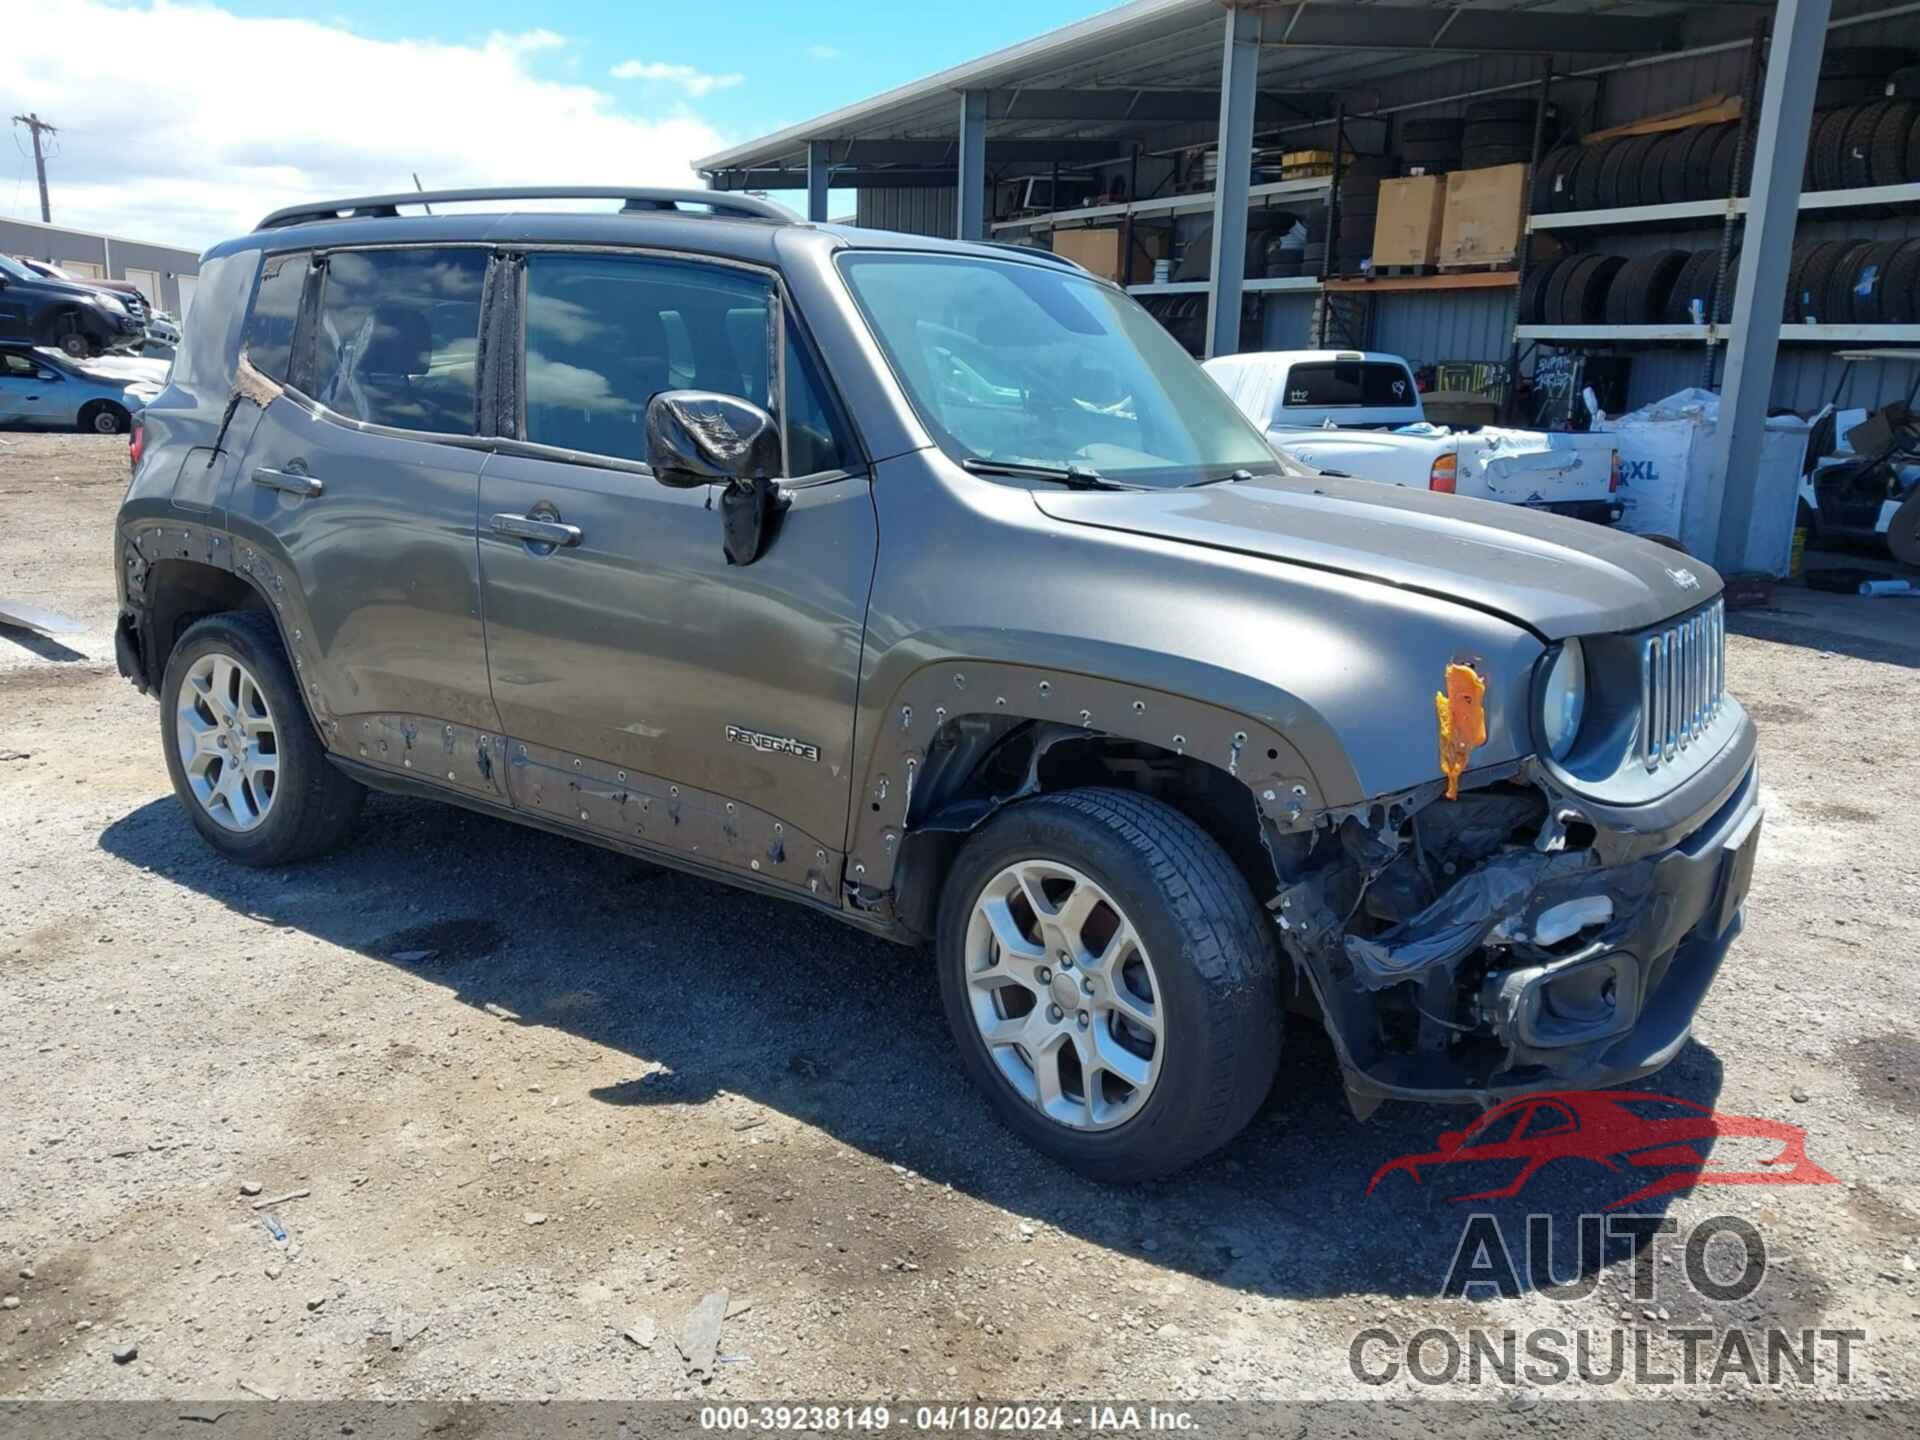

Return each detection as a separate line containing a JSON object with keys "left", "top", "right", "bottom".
{"left": 1204, "top": 350, "right": 1623, "bottom": 525}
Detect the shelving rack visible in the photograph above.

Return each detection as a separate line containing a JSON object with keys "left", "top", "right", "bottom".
{"left": 1127, "top": 275, "right": 1323, "bottom": 296}
{"left": 1527, "top": 181, "right": 1920, "bottom": 234}
{"left": 990, "top": 175, "right": 1331, "bottom": 236}
{"left": 1519, "top": 322, "right": 1920, "bottom": 344}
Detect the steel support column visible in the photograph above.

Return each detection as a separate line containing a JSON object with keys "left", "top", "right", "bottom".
{"left": 806, "top": 141, "right": 830, "bottom": 222}
{"left": 957, "top": 91, "right": 988, "bottom": 241}
{"left": 1205, "top": 4, "right": 1262, "bottom": 358}
{"left": 1708, "top": 0, "right": 1829, "bottom": 572}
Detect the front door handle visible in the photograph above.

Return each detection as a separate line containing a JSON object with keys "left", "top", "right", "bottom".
{"left": 253, "top": 466, "right": 324, "bottom": 498}
{"left": 490, "top": 512, "right": 583, "bottom": 547}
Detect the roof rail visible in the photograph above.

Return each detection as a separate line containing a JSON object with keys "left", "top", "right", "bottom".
{"left": 255, "top": 187, "right": 795, "bottom": 232}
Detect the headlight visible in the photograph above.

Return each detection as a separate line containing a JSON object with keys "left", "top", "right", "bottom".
{"left": 1539, "top": 638, "right": 1587, "bottom": 760}
{"left": 93, "top": 293, "right": 128, "bottom": 316}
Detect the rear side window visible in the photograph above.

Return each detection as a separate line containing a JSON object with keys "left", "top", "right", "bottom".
{"left": 243, "top": 253, "right": 307, "bottom": 383}
{"left": 1285, "top": 360, "right": 1417, "bottom": 409}
{"left": 305, "top": 248, "right": 486, "bottom": 435}
{"left": 522, "top": 253, "right": 774, "bottom": 466}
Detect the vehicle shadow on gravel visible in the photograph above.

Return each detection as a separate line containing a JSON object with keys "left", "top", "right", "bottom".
{"left": 102, "top": 789, "right": 1732, "bottom": 1303}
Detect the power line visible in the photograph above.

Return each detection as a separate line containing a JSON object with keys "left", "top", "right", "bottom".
{"left": 10, "top": 112, "right": 56, "bottom": 223}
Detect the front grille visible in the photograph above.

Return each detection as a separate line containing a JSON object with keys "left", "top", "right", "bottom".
{"left": 1640, "top": 598, "right": 1725, "bottom": 770}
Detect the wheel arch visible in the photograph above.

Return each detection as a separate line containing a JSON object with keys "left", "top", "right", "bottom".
{"left": 35, "top": 303, "right": 94, "bottom": 345}
{"left": 130, "top": 556, "right": 272, "bottom": 679}
{"left": 119, "top": 536, "right": 295, "bottom": 697}
{"left": 859, "top": 658, "right": 1349, "bottom": 942}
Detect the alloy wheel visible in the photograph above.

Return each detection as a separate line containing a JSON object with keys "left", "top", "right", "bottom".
{"left": 174, "top": 652, "right": 280, "bottom": 831}
{"left": 962, "top": 859, "right": 1163, "bottom": 1131}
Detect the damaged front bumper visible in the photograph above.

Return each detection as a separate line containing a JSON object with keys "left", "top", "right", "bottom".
{"left": 1277, "top": 713, "right": 1761, "bottom": 1115}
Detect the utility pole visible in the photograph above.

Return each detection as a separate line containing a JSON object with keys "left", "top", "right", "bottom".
{"left": 11, "top": 112, "right": 56, "bottom": 222}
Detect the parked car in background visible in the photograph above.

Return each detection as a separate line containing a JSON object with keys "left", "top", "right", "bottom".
{"left": 1206, "top": 349, "right": 1623, "bottom": 525}
{"left": 0, "top": 253, "right": 146, "bottom": 358}
{"left": 143, "top": 311, "right": 183, "bottom": 349}
{"left": 14, "top": 257, "right": 154, "bottom": 329}
{"left": 0, "top": 344, "right": 161, "bottom": 432}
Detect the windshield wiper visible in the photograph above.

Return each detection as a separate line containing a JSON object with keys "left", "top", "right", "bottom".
{"left": 960, "top": 458, "right": 1133, "bottom": 491}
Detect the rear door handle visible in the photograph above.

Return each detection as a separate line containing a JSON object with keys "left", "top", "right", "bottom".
{"left": 490, "top": 513, "right": 582, "bottom": 547}
{"left": 253, "top": 466, "right": 324, "bottom": 498}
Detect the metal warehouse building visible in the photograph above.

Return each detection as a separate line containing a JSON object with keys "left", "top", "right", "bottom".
{"left": 0, "top": 215, "right": 201, "bottom": 317}
{"left": 700, "top": 0, "right": 1917, "bottom": 572}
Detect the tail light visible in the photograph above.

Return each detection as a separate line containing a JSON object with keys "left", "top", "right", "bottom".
{"left": 129, "top": 422, "right": 145, "bottom": 472}
{"left": 1610, "top": 449, "right": 1622, "bottom": 492}
{"left": 1428, "top": 453, "right": 1457, "bottom": 494}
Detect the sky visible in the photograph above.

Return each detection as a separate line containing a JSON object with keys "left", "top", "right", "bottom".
{"left": 3, "top": 0, "right": 1108, "bottom": 250}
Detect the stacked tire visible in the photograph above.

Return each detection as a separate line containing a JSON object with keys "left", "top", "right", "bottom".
{"left": 1661, "top": 248, "right": 1736, "bottom": 325}
{"left": 1530, "top": 49, "right": 1920, "bottom": 215}
{"left": 1532, "top": 123, "right": 1745, "bottom": 212}
{"left": 1300, "top": 206, "right": 1327, "bottom": 277}
{"left": 1399, "top": 116, "right": 1464, "bottom": 173}
{"left": 1602, "top": 251, "right": 1691, "bottom": 324}
{"left": 1784, "top": 236, "right": 1920, "bottom": 323}
{"left": 1460, "top": 98, "right": 1550, "bottom": 169}
{"left": 1806, "top": 99, "right": 1920, "bottom": 193}
{"left": 1816, "top": 45, "right": 1916, "bottom": 108}
{"left": 1334, "top": 157, "right": 1395, "bottom": 273}
{"left": 1519, "top": 248, "right": 1731, "bottom": 326}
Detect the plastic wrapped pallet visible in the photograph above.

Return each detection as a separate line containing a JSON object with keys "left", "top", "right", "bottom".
{"left": 1592, "top": 388, "right": 1813, "bottom": 576}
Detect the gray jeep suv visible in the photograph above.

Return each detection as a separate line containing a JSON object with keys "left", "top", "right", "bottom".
{"left": 115, "top": 188, "right": 1760, "bottom": 1180}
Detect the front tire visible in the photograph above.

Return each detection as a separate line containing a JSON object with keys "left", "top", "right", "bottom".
{"left": 160, "top": 611, "right": 364, "bottom": 865}
{"left": 56, "top": 327, "right": 95, "bottom": 360}
{"left": 936, "top": 788, "right": 1282, "bottom": 1182}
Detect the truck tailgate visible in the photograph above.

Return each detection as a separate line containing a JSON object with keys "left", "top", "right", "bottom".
{"left": 1462, "top": 428, "right": 1615, "bottom": 507}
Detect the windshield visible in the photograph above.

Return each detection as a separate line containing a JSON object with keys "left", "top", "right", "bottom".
{"left": 0, "top": 254, "right": 39, "bottom": 283}
{"left": 839, "top": 252, "right": 1284, "bottom": 486}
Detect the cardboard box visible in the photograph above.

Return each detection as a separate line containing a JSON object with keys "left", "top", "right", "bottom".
{"left": 1372, "top": 175, "right": 1447, "bottom": 268}
{"left": 1052, "top": 226, "right": 1166, "bottom": 283}
{"left": 1439, "top": 163, "right": 1529, "bottom": 268}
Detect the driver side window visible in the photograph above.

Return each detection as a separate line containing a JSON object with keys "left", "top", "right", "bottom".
{"left": 519, "top": 252, "right": 856, "bottom": 477}
{"left": 522, "top": 253, "right": 772, "bottom": 468}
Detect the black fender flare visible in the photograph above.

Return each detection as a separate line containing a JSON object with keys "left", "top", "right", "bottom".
{"left": 121, "top": 519, "right": 335, "bottom": 735}
{"left": 848, "top": 657, "right": 1339, "bottom": 896}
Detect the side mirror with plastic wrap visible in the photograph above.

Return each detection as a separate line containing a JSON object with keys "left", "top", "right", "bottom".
{"left": 644, "top": 389, "right": 789, "bottom": 566}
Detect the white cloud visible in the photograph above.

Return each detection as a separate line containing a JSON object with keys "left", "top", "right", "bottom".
{"left": 806, "top": 44, "right": 842, "bottom": 62}
{"left": 609, "top": 60, "right": 744, "bottom": 98}
{"left": 0, "top": 1, "right": 729, "bottom": 251}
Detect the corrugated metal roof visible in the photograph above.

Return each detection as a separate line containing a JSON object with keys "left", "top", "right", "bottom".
{"left": 697, "top": 0, "right": 1717, "bottom": 176}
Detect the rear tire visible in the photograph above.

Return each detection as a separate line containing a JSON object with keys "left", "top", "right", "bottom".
{"left": 936, "top": 788, "right": 1282, "bottom": 1182}
{"left": 160, "top": 611, "right": 364, "bottom": 866}
{"left": 77, "top": 401, "right": 129, "bottom": 435}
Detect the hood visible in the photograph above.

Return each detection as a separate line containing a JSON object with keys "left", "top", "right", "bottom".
{"left": 1032, "top": 472, "right": 1720, "bottom": 641}
{"left": 28, "top": 273, "right": 111, "bottom": 304}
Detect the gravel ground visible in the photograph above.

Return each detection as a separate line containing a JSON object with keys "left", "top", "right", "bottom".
{"left": 2, "top": 432, "right": 1917, "bottom": 1415}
